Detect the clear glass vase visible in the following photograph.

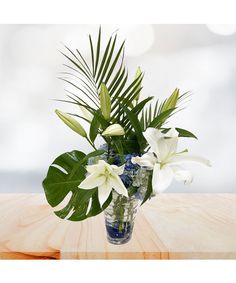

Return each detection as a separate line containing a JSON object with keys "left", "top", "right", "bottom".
{"left": 104, "top": 192, "right": 140, "bottom": 245}
{"left": 104, "top": 165, "right": 151, "bottom": 245}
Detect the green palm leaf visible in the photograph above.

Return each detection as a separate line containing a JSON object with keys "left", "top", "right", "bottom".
{"left": 58, "top": 27, "right": 190, "bottom": 151}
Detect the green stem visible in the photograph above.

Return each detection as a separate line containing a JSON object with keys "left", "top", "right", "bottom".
{"left": 85, "top": 136, "right": 97, "bottom": 150}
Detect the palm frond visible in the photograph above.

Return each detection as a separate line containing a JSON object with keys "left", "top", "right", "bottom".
{"left": 89, "top": 34, "right": 95, "bottom": 76}
{"left": 95, "top": 35, "right": 113, "bottom": 83}
{"left": 67, "top": 113, "right": 91, "bottom": 123}
{"left": 59, "top": 77, "right": 100, "bottom": 108}
{"left": 60, "top": 72, "right": 98, "bottom": 101}
{"left": 94, "top": 26, "right": 101, "bottom": 75}
{"left": 123, "top": 96, "right": 154, "bottom": 133}
{"left": 60, "top": 27, "right": 145, "bottom": 131}
{"left": 104, "top": 41, "right": 125, "bottom": 85}
{"left": 57, "top": 27, "right": 191, "bottom": 152}
{"left": 140, "top": 89, "right": 190, "bottom": 131}
{"left": 108, "top": 51, "right": 125, "bottom": 92}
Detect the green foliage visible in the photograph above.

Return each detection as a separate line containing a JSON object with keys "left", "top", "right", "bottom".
{"left": 112, "top": 137, "right": 124, "bottom": 162}
{"left": 56, "top": 27, "right": 193, "bottom": 153}
{"left": 42, "top": 150, "right": 110, "bottom": 221}
{"left": 60, "top": 28, "right": 140, "bottom": 120}
{"left": 162, "top": 127, "right": 197, "bottom": 139}
{"left": 161, "top": 88, "right": 179, "bottom": 112}
{"left": 89, "top": 114, "right": 100, "bottom": 143}
{"left": 148, "top": 108, "right": 176, "bottom": 128}
{"left": 140, "top": 89, "right": 189, "bottom": 131}
{"left": 141, "top": 171, "right": 153, "bottom": 205}
{"left": 176, "top": 128, "right": 197, "bottom": 139}
{"left": 58, "top": 27, "right": 148, "bottom": 150}
{"left": 122, "top": 138, "right": 140, "bottom": 153}
{"left": 122, "top": 105, "right": 146, "bottom": 151}
{"left": 123, "top": 96, "right": 153, "bottom": 133}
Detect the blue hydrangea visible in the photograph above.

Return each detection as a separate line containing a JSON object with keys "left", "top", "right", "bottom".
{"left": 120, "top": 174, "right": 133, "bottom": 188}
{"left": 112, "top": 153, "right": 141, "bottom": 188}
{"left": 113, "top": 153, "right": 140, "bottom": 171}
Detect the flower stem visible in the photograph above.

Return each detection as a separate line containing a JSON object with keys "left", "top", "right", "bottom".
{"left": 85, "top": 137, "right": 97, "bottom": 150}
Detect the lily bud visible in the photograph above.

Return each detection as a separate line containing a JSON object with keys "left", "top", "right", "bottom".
{"left": 79, "top": 106, "right": 93, "bottom": 122}
{"left": 102, "top": 124, "right": 125, "bottom": 136}
{"left": 55, "top": 109, "right": 87, "bottom": 137}
{"left": 99, "top": 83, "right": 111, "bottom": 120}
{"left": 134, "top": 67, "right": 142, "bottom": 103}
{"left": 162, "top": 88, "right": 179, "bottom": 112}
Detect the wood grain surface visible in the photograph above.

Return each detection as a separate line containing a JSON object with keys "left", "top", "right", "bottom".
{"left": 0, "top": 193, "right": 236, "bottom": 259}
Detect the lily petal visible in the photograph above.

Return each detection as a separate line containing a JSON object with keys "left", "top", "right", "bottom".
{"left": 171, "top": 165, "right": 193, "bottom": 184}
{"left": 152, "top": 163, "right": 173, "bottom": 193}
{"left": 143, "top": 127, "right": 163, "bottom": 156}
{"left": 131, "top": 153, "right": 157, "bottom": 168}
{"left": 98, "top": 183, "right": 112, "bottom": 207}
{"left": 109, "top": 175, "right": 128, "bottom": 198}
{"left": 79, "top": 173, "right": 105, "bottom": 190}
{"left": 86, "top": 163, "right": 103, "bottom": 174}
{"left": 111, "top": 164, "right": 125, "bottom": 175}
{"left": 156, "top": 137, "right": 170, "bottom": 161}
{"left": 163, "top": 128, "right": 179, "bottom": 157}
{"left": 165, "top": 127, "right": 179, "bottom": 138}
{"left": 156, "top": 128, "right": 179, "bottom": 161}
{"left": 169, "top": 153, "right": 211, "bottom": 167}
{"left": 86, "top": 160, "right": 108, "bottom": 174}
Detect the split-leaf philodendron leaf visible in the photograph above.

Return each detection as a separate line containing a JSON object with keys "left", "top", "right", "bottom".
{"left": 43, "top": 150, "right": 111, "bottom": 221}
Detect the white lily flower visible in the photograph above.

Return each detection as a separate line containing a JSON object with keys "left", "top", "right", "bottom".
{"left": 79, "top": 160, "right": 128, "bottom": 206}
{"left": 132, "top": 127, "right": 211, "bottom": 194}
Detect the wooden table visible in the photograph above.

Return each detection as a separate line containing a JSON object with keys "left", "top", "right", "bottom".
{"left": 0, "top": 193, "right": 236, "bottom": 259}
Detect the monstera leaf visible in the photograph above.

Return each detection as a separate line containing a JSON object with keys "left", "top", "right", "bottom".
{"left": 42, "top": 150, "right": 112, "bottom": 221}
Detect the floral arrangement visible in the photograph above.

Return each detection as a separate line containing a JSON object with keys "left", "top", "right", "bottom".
{"left": 43, "top": 27, "right": 210, "bottom": 244}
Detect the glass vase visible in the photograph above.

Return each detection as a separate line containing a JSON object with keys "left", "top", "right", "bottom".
{"left": 104, "top": 164, "right": 151, "bottom": 245}
{"left": 104, "top": 192, "right": 140, "bottom": 245}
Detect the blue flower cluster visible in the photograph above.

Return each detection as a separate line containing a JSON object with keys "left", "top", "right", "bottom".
{"left": 113, "top": 153, "right": 140, "bottom": 188}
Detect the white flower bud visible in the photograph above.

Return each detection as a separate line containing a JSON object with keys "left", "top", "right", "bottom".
{"left": 99, "top": 83, "right": 111, "bottom": 121}
{"left": 55, "top": 109, "right": 87, "bottom": 137}
{"left": 102, "top": 124, "right": 125, "bottom": 136}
